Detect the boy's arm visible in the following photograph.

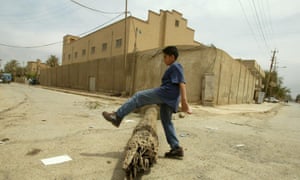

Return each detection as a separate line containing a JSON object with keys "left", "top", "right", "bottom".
{"left": 179, "top": 82, "right": 192, "bottom": 114}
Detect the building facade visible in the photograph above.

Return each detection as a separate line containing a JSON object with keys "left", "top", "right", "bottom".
{"left": 27, "top": 59, "right": 48, "bottom": 77}
{"left": 62, "top": 10, "right": 200, "bottom": 65}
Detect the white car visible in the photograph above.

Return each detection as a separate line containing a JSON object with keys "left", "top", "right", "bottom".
{"left": 265, "top": 97, "right": 279, "bottom": 103}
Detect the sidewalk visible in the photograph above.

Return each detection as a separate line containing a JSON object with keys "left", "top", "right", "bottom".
{"left": 39, "top": 85, "right": 281, "bottom": 115}
{"left": 193, "top": 102, "right": 281, "bottom": 115}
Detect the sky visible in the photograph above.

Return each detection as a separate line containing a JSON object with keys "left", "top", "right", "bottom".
{"left": 0, "top": 0, "right": 299, "bottom": 98}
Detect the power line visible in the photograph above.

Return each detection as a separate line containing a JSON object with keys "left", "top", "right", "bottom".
{"left": 78, "top": 13, "right": 124, "bottom": 36}
{"left": 0, "top": 1, "right": 78, "bottom": 25}
{"left": 251, "top": 0, "right": 270, "bottom": 50}
{"left": 0, "top": 41, "right": 62, "bottom": 49}
{"left": 238, "top": 0, "right": 261, "bottom": 46}
{"left": 238, "top": 0, "right": 266, "bottom": 55}
{"left": 0, "top": 12, "right": 124, "bottom": 49}
{"left": 69, "top": 0, "right": 124, "bottom": 14}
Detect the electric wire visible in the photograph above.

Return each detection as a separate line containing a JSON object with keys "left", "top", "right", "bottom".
{"left": 69, "top": 0, "right": 124, "bottom": 14}
{"left": 238, "top": 0, "right": 262, "bottom": 49}
{"left": 0, "top": 1, "right": 78, "bottom": 25}
{"left": 257, "top": 0, "right": 274, "bottom": 49}
{"left": 251, "top": 0, "right": 270, "bottom": 50}
{"left": 238, "top": 0, "right": 270, "bottom": 58}
{"left": 0, "top": 12, "right": 124, "bottom": 48}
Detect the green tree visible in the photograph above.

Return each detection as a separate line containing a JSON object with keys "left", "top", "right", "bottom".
{"left": 4, "top": 60, "right": 21, "bottom": 79}
{"left": 296, "top": 94, "right": 300, "bottom": 102}
{"left": 46, "top": 55, "right": 59, "bottom": 67}
{"left": 4, "top": 60, "right": 19, "bottom": 73}
{"left": 263, "top": 70, "right": 290, "bottom": 100}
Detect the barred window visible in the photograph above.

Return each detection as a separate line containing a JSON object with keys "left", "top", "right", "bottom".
{"left": 175, "top": 20, "right": 180, "bottom": 27}
{"left": 82, "top": 49, "right": 86, "bottom": 56}
{"left": 116, "top": 39, "right": 122, "bottom": 48}
{"left": 91, "top": 46, "right": 96, "bottom": 54}
{"left": 102, "top": 43, "right": 108, "bottom": 51}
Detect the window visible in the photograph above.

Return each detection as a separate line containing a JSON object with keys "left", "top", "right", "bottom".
{"left": 74, "top": 52, "right": 78, "bottom": 59}
{"left": 68, "top": 54, "right": 71, "bottom": 60}
{"left": 116, "top": 39, "right": 122, "bottom": 48}
{"left": 102, "top": 43, "right": 107, "bottom": 51}
{"left": 175, "top": 20, "right": 180, "bottom": 27}
{"left": 91, "top": 46, "right": 96, "bottom": 54}
{"left": 82, "top": 49, "right": 86, "bottom": 56}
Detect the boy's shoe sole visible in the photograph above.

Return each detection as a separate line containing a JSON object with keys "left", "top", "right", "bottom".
{"left": 164, "top": 147, "right": 184, "bottom": 160}
{"left": 102, "top": 111, "right": 121, "bottom": 128}
{"left": 164, "top": 155, "right": 183, "bottom": 160}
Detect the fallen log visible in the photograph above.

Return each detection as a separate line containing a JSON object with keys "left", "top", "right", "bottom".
{"left": 123, "top": 106, "right": 159, "bottom": 179}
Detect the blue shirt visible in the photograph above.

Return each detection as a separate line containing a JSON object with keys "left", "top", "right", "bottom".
{"left": 155, "top": 62, "right": 185, "bottom": 112}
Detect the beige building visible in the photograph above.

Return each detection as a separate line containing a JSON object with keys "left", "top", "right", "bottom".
{"left": 27, "top": 59, "right": 48, "bottom": 77}
{"left": 62, "top": 10, "right": 200, "bottom": 65}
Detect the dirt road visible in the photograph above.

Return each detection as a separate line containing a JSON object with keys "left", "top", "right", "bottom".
{"left": 0, "top": 83, "right": 299, "bottom": 180}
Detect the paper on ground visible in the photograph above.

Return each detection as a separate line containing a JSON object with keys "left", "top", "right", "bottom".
{"left": 125, "top": 119, "right": 135, "bottom": 123}
{"left": 41, "top": 155, "right": 72, "bottom": 165}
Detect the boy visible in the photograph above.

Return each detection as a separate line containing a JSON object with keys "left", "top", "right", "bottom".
{"left": 102, "top": 46, "right": 192, "bottom": 159}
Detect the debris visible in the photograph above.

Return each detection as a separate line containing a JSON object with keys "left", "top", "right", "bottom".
{"left": 26, "top": 148, "right": 42, "bottom": 156}
{"left": 205, "top": 126, "right": 218, "bottom": 131}
{"left": 41, "top": 155, "right": 72, "bottom": 165}
{"left": 235, "top": 144, "right": 245, "bottom": 148}
{"left": 179, "top": 112, "right": 185, "bottom": 118}
{"left": 179, "top": 133, "right": 190, "bottom": 137}
{"left": 1, "top": 138, "right": 10, "bottom": 142}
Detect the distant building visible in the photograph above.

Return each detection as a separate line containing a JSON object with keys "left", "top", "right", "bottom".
{"left": 27, "top": 59, "right": 48, "bottom": 77}
{"left": 62, "top": 10, "right": 201, "bottom": 65}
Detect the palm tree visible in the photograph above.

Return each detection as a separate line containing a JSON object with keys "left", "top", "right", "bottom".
{"left": 4, "top": 60, "right": 20, "bottom": 79}
{"left": 46, "top": 55, "right": 59, "bottom": 68}
{"left": 263, "top": 70, "right": 290, "bottom": 100}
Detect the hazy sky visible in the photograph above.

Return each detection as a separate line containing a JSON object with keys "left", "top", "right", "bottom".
{"left": 0, "top": 0, "right": 299, "bottom": 98}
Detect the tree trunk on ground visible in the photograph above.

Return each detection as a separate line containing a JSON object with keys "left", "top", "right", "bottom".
{"left": 123, "top": 106, "right": 159, "bottom": 179}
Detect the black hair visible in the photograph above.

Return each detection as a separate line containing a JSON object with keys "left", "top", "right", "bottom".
{"left": 163, "top": 46, "right": 179, "bottom": 60}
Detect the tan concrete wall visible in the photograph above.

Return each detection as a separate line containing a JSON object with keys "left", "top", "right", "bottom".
{"left": 40, "top": 56, "right": 126, "bottom": 93}
{"left": 40, "top": 45, "right": 259, "bottom": 105}
{"left": 213, "top": 51, "right": 256, "bottom": 105}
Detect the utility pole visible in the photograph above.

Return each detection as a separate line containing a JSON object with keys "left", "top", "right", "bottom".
{"left": 124, "top": 0, "right": 128, "bottom": 93}
{"left": 265, "top": 49, "right": 277, "bottom": 96}
{"left": 124, "top": 0, "right": 128, "bottom": 66}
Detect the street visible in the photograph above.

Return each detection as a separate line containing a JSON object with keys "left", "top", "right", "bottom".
{"left": 0, "top": 83, "right": 300, "bottom": 180}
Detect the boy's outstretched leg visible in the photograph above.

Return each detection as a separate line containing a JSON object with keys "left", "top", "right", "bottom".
{"left": 102, "top": 89, "right": 164, "bottom": 127}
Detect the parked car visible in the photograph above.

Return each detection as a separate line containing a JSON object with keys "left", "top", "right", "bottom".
{"left": 264, "top": 97, "right": 279, "bottom": 103}
{"left": 29, "top": 78, "right": 40, "bottom": 85}
{"left": 1, "top": 73, "right": 12, "bottom": 83}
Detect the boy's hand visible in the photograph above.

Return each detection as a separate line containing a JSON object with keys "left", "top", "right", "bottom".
{"left": 181, "top": 102, "right": 192, "bottom": 114}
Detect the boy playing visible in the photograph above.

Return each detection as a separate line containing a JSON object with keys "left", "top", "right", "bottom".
{"left": 102, "top": 46, "right": 192, "bottom": 159}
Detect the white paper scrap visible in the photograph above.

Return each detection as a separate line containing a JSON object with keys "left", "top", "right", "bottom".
{"left": 125, "top": 120, "right": 135, "bottom": 123}
{"left": 41, "top": 155, "right": 72, "bottom": 165}
{"left": 235, "top": 144, "right": 245, "bottom": 147}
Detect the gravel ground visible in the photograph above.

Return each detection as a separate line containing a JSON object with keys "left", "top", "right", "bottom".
{"left": 0, "top": 83, "right": 299, "bottom": 180}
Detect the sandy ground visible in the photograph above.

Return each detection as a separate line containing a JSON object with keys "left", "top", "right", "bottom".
{"left": 0, "top": 83, "right": 299, "bottom": 180}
